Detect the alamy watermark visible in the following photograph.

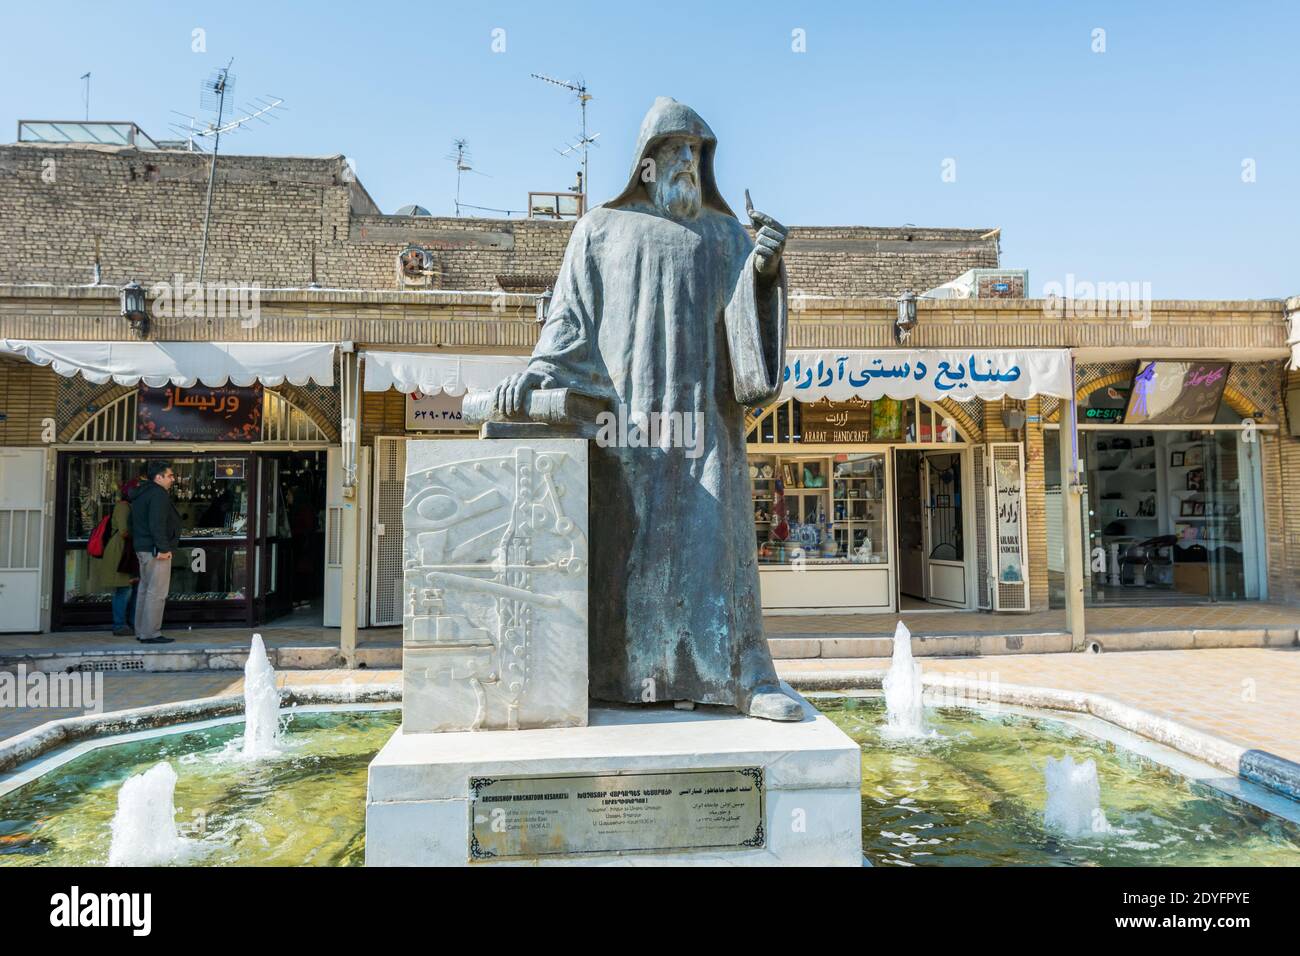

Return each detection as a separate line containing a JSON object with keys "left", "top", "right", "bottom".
{"left": 0, "top": 665, "right": 103, "bottom": 714}
{"left": 594, "top": 405, "right": 704, "bottom": 460}
{"left": 1042, "top": 273, "right": 1152, "bottom": 328}
{"left": 150, "top": 273, "right": 261, "bottom": 328}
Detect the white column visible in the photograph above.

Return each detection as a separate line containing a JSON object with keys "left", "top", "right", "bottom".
{"left": 339, "top": 344, "right": 360, "bottom": 667}
{"left": 1059, "top": 354, "right": 1087, "bottom": 649}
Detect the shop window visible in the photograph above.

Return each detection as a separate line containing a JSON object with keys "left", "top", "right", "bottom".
{"left": 61, "top": 456, "right": 251, "bottom": 613}
{"left": 1046, "top": 426, "right": 1264, "bottom": 606}
{"left": 751, "top": 452, "right": 886, "bottom": 566}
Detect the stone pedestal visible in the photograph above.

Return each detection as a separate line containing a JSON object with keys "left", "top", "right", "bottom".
{"left": 365, "top": 688, "right": 862, "bottom": 866}
{"left": 402, "top": 439, "right": 588, "bottom": 733}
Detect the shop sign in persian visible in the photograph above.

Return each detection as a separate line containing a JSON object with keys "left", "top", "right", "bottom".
{"left": 136, "top": 383, "right": 263, "bottom": 442}
{"left": 802, "top": 401, "right": 872, "bottom": 443}
{"left": 405, "top": 391, "right": 476, "bottom": 430}
{"left": 993, "top": 455, "right": 1025, "bottom": 583}
{"left": 468, "top": 767, "right": 765, "bottom": 861}
{"left": 780, "top": 349, "right": 1072, "bottom": 403}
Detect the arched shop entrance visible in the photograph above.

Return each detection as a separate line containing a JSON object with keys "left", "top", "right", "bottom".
{"left": 1045, "top": 360, "right": 1270, "bottom": 607}
{"left": 746, "top": 397, "right": 985, "bottom": 613}
{"left": 54, "top": 387, "right": 333, "bottom": 630}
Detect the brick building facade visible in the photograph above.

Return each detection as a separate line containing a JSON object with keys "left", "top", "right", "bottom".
{"left": 1, "top": 139, "right": 1296, "bottom": 647}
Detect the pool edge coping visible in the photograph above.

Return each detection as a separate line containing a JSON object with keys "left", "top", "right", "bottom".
{"left": 787, "top": 670, "right": 1300, "bottom": 803}
{"left": 0, "top": 682, "right": 401, "bottom": 776}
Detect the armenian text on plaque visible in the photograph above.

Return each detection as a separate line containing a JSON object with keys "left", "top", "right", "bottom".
{"left": 468, "top": 767, "right": 765, "bottom": 860}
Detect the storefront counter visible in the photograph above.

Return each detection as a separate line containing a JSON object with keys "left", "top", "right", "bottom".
{"left": 759, "top": 561, "right": 892, "bottom": 612}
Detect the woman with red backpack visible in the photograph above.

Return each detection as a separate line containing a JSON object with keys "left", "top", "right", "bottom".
{"left": 89, "top": 479, "right": 141, "bottom": 636}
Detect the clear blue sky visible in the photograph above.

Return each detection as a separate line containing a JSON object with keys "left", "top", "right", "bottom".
{"left": 2, "top": 1, "right": 1296, "bottom": 299}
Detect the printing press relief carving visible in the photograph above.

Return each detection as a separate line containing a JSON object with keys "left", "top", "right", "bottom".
{"left": 401, "top": 440, "right": 589, "bottom": 733}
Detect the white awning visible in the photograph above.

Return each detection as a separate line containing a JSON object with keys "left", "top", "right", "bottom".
{"left": 780, "top": 349, "right": 1072, "bottom": 403}
{"left": 363, "top": 351, "right": 527, "bottom": 395}
{"left": 0, "top": 340, "right": 335, "bottom": 387}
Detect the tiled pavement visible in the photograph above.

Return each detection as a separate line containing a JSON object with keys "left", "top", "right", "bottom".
{"left": 0, "top": 668, "right": 396, "bottom": 743}
{"left": 777, "top": 647, "right": 1300, "bottom": 765}
{"left": 3, "top": 648, "right": 1298, "bottom": 770}
{"left": 0, "top": 625, "right": 402, "bottom": 657}
{"left": 3, "top": 600, "right": 1296, "bottom": 657}
{"left": 765, "top": 601, "right": 1300, "bottom": 637}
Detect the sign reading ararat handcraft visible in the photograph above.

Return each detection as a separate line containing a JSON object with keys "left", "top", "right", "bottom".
{"left": 801, "top": 400, "right": 872, "bottom": 443}
{"left": 468, "top": 767, "right": 765, "bottom": 861}
{"left": 136, "top": 383, "right": 263, "bottom": 441}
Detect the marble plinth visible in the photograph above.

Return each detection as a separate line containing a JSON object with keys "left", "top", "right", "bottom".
{"left": 365, "top": 688, "right": 862, "bottom": 866}
{"left": 402, "top": 439, "right": 588, "bottom": 733}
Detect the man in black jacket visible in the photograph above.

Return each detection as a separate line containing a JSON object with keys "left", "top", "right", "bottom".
{"left": 130, "top": 460, "right": 181, "bottom": 644}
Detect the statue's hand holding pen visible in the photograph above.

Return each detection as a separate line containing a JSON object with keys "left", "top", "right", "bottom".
{"left": 746, "top": 189, "right": 786, "bottom": 280}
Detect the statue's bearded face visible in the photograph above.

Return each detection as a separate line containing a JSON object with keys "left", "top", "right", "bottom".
{"left": 649, "top": 136, "right": 702, "bottom": 221}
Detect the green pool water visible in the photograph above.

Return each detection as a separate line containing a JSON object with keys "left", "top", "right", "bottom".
{"left": 821, "top": 696, "right": 1300, "bottom": 867}
{"left": 0, "top": 708, "right": 399, "bottom": 867}
{"left": 2, "top": 700, "right": 1298, "bottom": 866}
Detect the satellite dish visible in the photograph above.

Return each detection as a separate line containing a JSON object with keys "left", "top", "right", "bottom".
{"left": 395, "top": 204, "right": 432, "bottom": 217}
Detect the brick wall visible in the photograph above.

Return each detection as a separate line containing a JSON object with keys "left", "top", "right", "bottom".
{"left": 0, "top": 144, "right": 996, "bottom": 295}
{"left": 0, "top": 144, "right": 369, "bottom": 289}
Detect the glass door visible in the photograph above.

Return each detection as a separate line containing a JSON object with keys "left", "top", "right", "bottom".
{"left": 255, "top": 455, "right": 292, "bottom": 622}
{"left": 922, "top": 450, "right": 967, "bottom": 607}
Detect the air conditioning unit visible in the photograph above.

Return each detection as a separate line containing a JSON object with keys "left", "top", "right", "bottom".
{"left": 923, "top": 268, "right": 1028, "bottom": 300}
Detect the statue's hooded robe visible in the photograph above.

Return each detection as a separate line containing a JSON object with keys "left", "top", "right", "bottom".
{"left": 525, "top": 97, "right": 787, "bottom": 711}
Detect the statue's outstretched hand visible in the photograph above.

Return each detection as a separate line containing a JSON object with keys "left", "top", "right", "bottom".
{"left": 745, "top": 189, "right": 786, "bottom": 279}
{"left": 494, "top": 369, "right": 546, "bottom": 417}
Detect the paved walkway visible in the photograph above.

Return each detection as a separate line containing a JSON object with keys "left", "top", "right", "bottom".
{"left": 0, "top": 668, "right": 397, "bottom": 743}
{"left": 766, "top": 601, "right": 1300, "bottom": 637}
{"left": 3, "top": 648, "right": 1298, "bottom": 770}
{"left": 4, "top": 601, "right": 1296, "bottom": 658}
{"left": 778, "top": 646, "right": 1300, "bottom": 765}
{"left": 0, "top": 625, "right": 402, "bottom": 657}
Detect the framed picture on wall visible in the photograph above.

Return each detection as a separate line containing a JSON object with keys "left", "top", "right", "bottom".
{"left": 1180, "top": 499, "right": 1196, "bottom": 517}
{"left": 1186, "top": 468, "right": 1205, "bottom": 492}
{"left": 1170, "top": 451, "right": 1185, "bottom": 467}
{"left": 1193, "top": 500, "right": 1206, "bottom": 516}
{"left": 1185, "top": 446, "right": 1204, "bottom": 468}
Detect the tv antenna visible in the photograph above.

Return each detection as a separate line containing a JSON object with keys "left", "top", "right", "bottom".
{"left": 170, "top": 60, "right": 285, "bottom": 284}
{"left": 444, "top": 138, "right": 491, "bottom": 216}
{"left": 80, "top": 72, "right": 91, "bottom": 120}
{"left": 530, "top": 73, "right": 598, "bottom": 212}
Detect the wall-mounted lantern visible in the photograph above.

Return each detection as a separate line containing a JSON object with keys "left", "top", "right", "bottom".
{"left": 120, "top": 280, "right": 149, "bottom": 338}
{"left": 895, "top": 289, "right": 917, "bottom": 344}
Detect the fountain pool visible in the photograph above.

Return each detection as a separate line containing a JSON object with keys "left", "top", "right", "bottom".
{"left": 0, "top": 707, "right": 399, "bottom": 867}
{"left": 822, "top": 695, "right": 1300, "bottom": 866}
{"left": 1, "top": 697, "right": 1297, "bottom": 866}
